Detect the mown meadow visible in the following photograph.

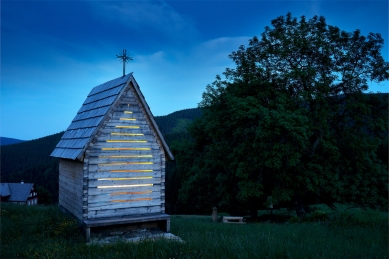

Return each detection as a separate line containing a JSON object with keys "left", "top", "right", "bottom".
{"left": 0, "top": 203, "right": 387, "bottom": 259}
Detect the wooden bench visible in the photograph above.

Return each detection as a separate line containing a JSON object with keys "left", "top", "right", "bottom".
{"left": 222, "top": 216, "right": 246, "bottom": 224}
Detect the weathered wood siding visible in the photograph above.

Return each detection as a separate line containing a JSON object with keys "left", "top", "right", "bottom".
{"left": 59, "top": 159, "right": 84, "bottom": 221}
{"left": 85, "top": 83, "right": 166, "bottom": 219}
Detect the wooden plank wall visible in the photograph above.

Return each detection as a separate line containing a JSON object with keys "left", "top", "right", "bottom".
{"left": 85, "top": 86, "right": 166, "bottom": 219}
{"left": 59, "top": 159, "right": 84, "bottom": 221}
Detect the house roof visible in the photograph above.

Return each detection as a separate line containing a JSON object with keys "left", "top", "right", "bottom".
{"left": 1, "top": 183, "right": 34, "bottom": 202}
{"left": 50, "top": 73, "right": 174, "bottom": 161}
{"left": 0, "top": 183, "right": 11, "bottom": 197}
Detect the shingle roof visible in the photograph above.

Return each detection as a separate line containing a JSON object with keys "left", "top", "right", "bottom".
{"left": 51, "top": 73, "right": 174, "bottom": 161}
{"left": 2, "top": 183, "right": 34, "bottom": 202}
{"left": 0, "top": 183, "right": 11, "bottom": 197}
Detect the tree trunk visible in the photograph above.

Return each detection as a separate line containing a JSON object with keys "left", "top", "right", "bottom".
{"left": 294, "top": 195, "right": 306, "bottom": 218}
{"left": 249, "top": 207, "right": 258, "bottom": 220}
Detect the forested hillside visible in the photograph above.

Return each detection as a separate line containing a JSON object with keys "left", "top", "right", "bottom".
{"left": 154, "top": 108, "right": 203, "bottom": 143}
{"left": 0, "top": 108, "right": 200, "bottom": 204}
{"left": 1, "top": 133, "right": 63, "bottom": 203}
{"left": 0, "top": 137, "right": 26, "bottom": 146}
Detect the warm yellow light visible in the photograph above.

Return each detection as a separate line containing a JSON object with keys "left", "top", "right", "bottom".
{"left": 104, "top": 170, "right": 153, "bottom": 173}
{"left": 111, "top": 198, "right": 153, "bottom": 202}
{"left": 98, "top": 162, "right": 153, "bottom": 166}
{"left": 98, "top": 155, "right": 153, "bottom": 158}
{"left": 102, "top": 148, "right": 151, "bottom": 151}
{"left": 115, "top": 126, "right": 140, "bottom": 129}
{"left": 98, "top": 177, "right": 153, "bottom": 180}
{"left": 111, "top": 133, "right": 144, "bottom": 136}
{"left": 106, "top": 140, "right": 147, "bottom": 143}
{"left": 97, "top": 184, "right": 153, "bottom": 188}
{"left": 124, "top": 111, "right": 132, "bottom": 114}
{"left": 110, "top": 190, "right": 152, "bottom": 196}
{"left": 120, "top": 118, "right": 136, "bottom": 121}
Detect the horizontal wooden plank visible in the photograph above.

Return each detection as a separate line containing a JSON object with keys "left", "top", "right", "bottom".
{"left": 88, "top": 171, "right": 160, "bottom": 179}
{"left": 87, "top": 185, "right": 160, "bottom": 196}
{"left": 92, "top": 140, "right": 156, "bottom": 147}
{"left": 88, "top": 163, "right": 160, "bottom": 172}
{"left": 88, "top": 198, "right": 162, "bottom": 211}
{"left": 88, "top": 192, "right": 160, "bottom": 203}
{"left": 98, "top": 128, "right": 154, "bottom": 134}
{"left": 90, "top": 144, "right": 161, "bottom": 151}
{"left": 95, "top": 136, "right": 157, "bottom": 142}
{"left": 84, "top": 213, "right": 169, "bottom": 227}
{"left": 106, "top": 120, "right": 149, "bottom": 125}
{"left": 88, "top": 156, "right": 157, "bottom": 165}
{"left": 88, "top": 149, "right": 158, "bottom": 156}
{"left": 111, "top": 115, "right": 145, "bottom": 121}
{"left": 88, "top": 178, "right": 159, "bottom": 187}
{"left": 87, "top": 206, "right": 162, "bottom": 219}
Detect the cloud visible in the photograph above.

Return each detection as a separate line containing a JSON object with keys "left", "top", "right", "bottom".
{"left": 90, "top": 0, "right": 198, "bottom": 43}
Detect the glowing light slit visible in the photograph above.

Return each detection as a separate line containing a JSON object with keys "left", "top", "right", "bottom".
{"left": 124, "top": 111, "right": 133, "bottom": 114}
{"left": 98, "top": 169, "right": 153, "bottom": 173}
{"left": 102, "top": 148, "right": 151, "bottom": 151}
{"left": 111, "top": 198, "right": 153, "bottom": 202}
{"left": 110, "top": 190, "right": 152, "bottom": 196}
{"left": 97, "top": 184, "right": 153, "bottom": 189}
{"left": 98, "top": 162, "right": 153, "bottom": 166}
{"left": 98, "top": 155, "right": 153, "bottom": 158}
{"left": 115, "top": 126, "right": 139, "bottom": 129}
{"left": 97, "top": 177, "right": 152, "bottom": 181}
{"left": 120, "top": 118, "right": 136, "bottom": 121}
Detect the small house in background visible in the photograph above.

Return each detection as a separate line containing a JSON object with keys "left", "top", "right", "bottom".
{"left": 0, "top": 182, "right": 38, "bottom": 205}
{"left": 50, "top": 73, "right": 174, "bottom": 241}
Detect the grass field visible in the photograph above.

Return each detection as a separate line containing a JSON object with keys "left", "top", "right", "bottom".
{"left": 0, "top": 203, "right": 387, "bottom": 259}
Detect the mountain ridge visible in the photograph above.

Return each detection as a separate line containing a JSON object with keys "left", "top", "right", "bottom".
{"left": 0, "top": 137, "right": 26, "bottom": 146}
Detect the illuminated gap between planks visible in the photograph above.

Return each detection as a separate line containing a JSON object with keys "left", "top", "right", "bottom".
{"left": 98, "top": 177, "right": 152, "bottom": 180}
{"left": 98, "top": 162, "right": 153, "bottom": 166}
{"left": 106, "top": 140, "right": 147, "bottom": 143}
{"left": 98, "top": 170, "right": 153, "bottom": 173}
{"left": 98, "top": 155, "right": 153, "bottom": 158}
{"left": 124, "top": 111, "right": 133, "bottom": 114}
{"left": 111, "top": 133, "right": 144, "bottom": 136}
{"left": 111, "top": 198, "right": 153, "bottom": 202}
{"left": 102, "top": 148, "right": 151, "bottom": 151}
{"left": 110, "top": 190, "right": 152, "bottom": 196}
{"left": 97, "top": 184, "right": 153, "bottom": 189}
{"left": 115, "top": 126, "right": 139, "bottom": 129}
{"left": 120, "top": 118, "right": 136, "bottom": 121}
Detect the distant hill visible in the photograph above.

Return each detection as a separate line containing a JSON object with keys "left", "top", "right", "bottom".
{"left": 154, "top": 108, "right": 203, "bottom": 143}
{"left": 0, "top": 137, "right": 26, "bottom": 146}
{"left": 0, "top": 108, "right": 202, "bottom": 203}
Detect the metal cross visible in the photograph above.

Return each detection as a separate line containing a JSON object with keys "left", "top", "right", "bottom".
{"left": 116, "top": 49, "right": 133, "bottom": 76}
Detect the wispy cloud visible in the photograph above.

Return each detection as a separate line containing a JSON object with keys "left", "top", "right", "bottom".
{"left": 90, "top": 0, "right": 198, "bottom": 43}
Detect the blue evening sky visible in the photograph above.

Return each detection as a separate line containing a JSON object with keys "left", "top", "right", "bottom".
{"left": 1, "top": 0, "right": 388, "bottom": 140}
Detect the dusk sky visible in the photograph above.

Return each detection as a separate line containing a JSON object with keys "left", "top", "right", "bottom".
{"left": 1, "top": 0, "right": 388, "bottom": 141}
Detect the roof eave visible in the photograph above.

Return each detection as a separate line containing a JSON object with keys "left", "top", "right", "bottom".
{"left": 129, "top": 76, "right": 174, "bottom": 160}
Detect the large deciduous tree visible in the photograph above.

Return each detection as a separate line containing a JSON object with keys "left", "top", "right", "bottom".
{"left": 177, "top": 13, "right": 388, "bottom": 216}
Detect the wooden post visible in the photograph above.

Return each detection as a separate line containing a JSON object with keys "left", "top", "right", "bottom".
{"left": 212, "top": 207, "right": 218, "bottom": 223}
{"left": 85, "top": 227, "right": 90, "bottom": 242}
{"left": 268, "top": 196, "right": 273, "bottom": 222}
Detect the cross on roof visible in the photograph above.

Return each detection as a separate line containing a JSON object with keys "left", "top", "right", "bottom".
{"left": 116, "top": 49, "right": 133, "bottom": 77}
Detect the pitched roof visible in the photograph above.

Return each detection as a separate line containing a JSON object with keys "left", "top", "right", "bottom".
{"left": 1, "top": 183, "right": 34, "bottom": 202}
{"left": 0, "top": 183, "right": 11, "bottom": 197}
{"left": 51, "top": 73, "right": 174, "bottom": 161}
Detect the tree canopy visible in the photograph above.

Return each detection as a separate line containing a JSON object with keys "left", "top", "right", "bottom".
{"left": 174, "top": 13, "right": 388, "bottom": 215}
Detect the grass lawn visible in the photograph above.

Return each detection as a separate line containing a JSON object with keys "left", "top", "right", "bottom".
{"left": 0, "top": 203, "right": 387, "bottom": 258}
